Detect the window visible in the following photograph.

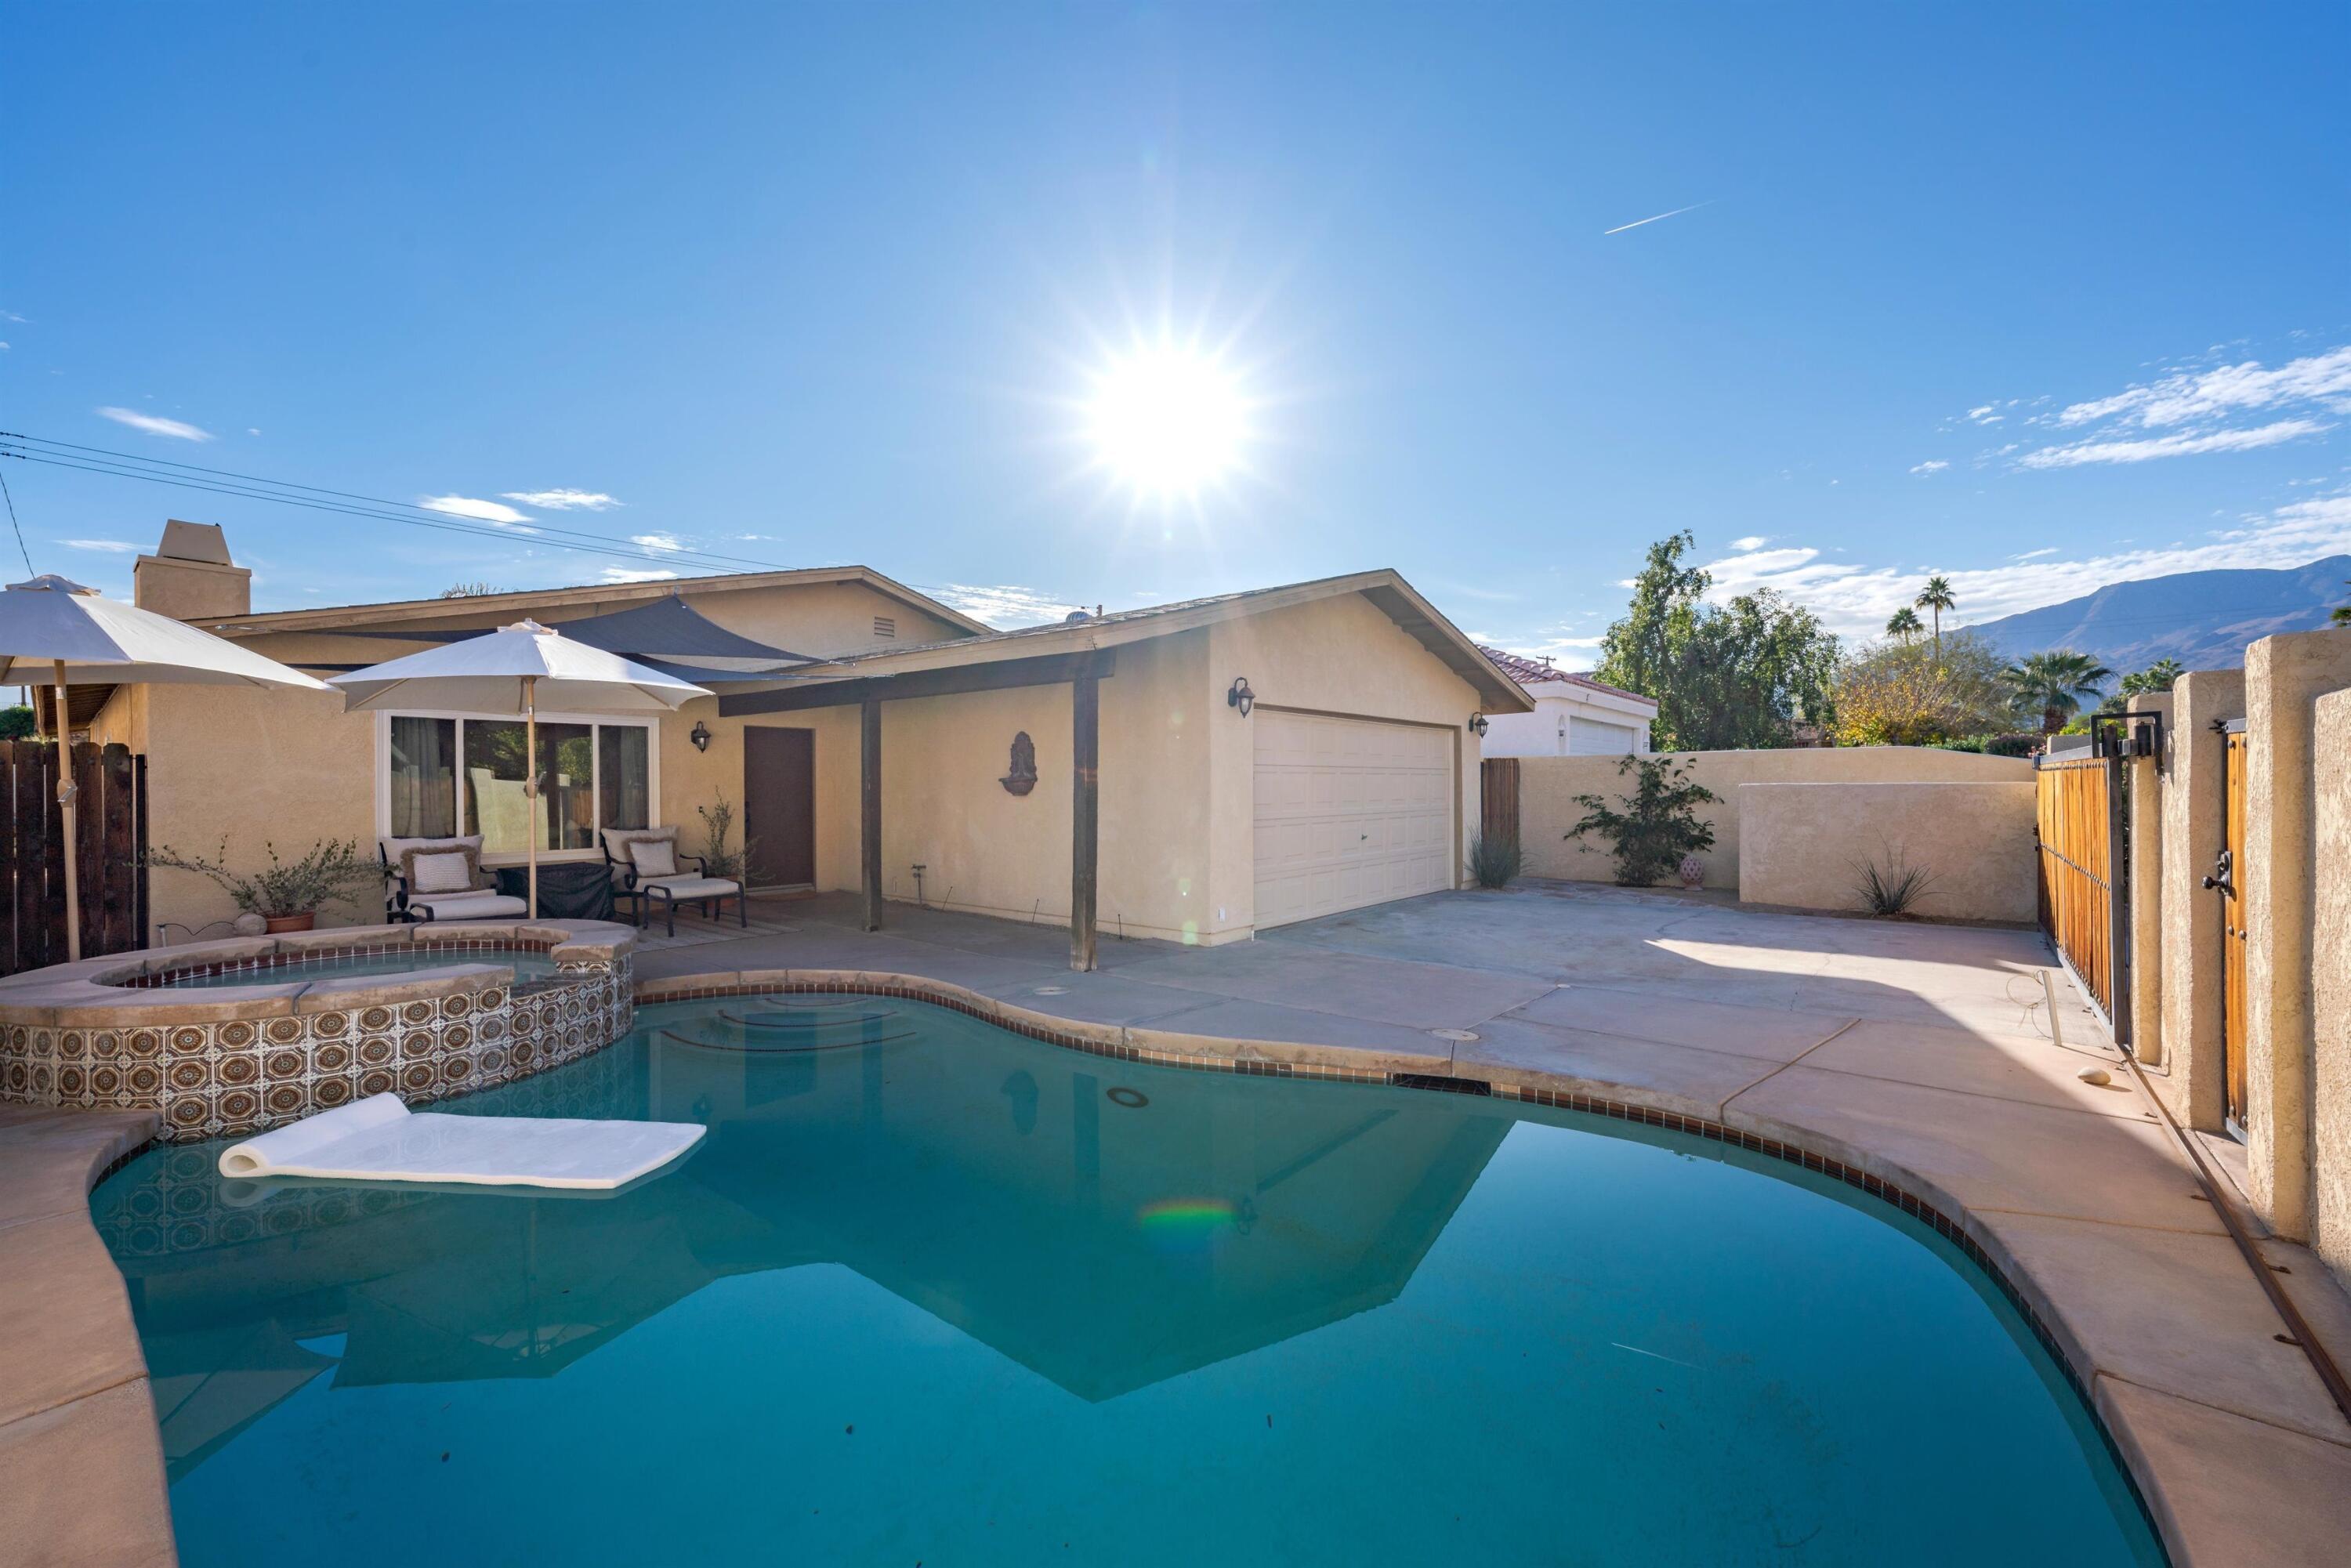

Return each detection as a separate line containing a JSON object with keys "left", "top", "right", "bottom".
{"left": 378, "top": 712, "right": 655, "bottom": 858}
{"left": 872, "top": 615, "right": 897, "bottom": 639}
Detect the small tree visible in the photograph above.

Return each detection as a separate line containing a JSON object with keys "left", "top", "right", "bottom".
{"left": 0, "top": 704, "right": 33, "bottom": 741}
{"left": 1833, "top": 632, "right": 2012, "bottom": 746}
{"left": 695, "top": 794, "right": 759, "bottom": 882}
{"left": 1567, "top": 755, "right": 1719, "bottom": 887}
{"left": 149, "top": 838, "right": 380, "bottom": 918}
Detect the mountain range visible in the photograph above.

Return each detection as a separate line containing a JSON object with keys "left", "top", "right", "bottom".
{"left": 1963, "top": 556, "right": 2349, "bottom": 675}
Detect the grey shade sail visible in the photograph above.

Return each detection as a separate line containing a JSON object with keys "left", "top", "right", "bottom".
{"left": 321, "top": 595, "right": 815, "bottom": 678}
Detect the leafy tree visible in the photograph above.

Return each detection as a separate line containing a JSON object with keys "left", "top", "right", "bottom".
{"left": 1833, "top": 632, "right": 2012, "bottom": 746}
{"left": 2004, "top": 650, "right": 2114, "bottom": 733}
{"left": 0, "top": 704, "right": 33, "bottom": 741}
{"left": 1885, "top": 607, "right": 1923, "bottom": 639}
{"left": 1593, "top": 531, "right": 1840, "bottom": 751}
{"left": 1566, "top": 755, "right": 1719, "bottom": 887}
{"left": 1914, "top": 575, "right": 1956, "bottom": 662}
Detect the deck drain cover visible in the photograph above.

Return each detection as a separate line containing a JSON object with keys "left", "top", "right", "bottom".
{"left": 1033, "top": 986, "right": 1070, "bottom": 996}
{"left": 1430, "top": 1028, "right": 1479, "bottom": 1043}
{"left": 1105, "top": 1087, "right": 1150, "bottom": 1108}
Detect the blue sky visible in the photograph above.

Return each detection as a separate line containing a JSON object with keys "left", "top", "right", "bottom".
{"left": 5, "top": 3, "right": 2347, "bottom": 664}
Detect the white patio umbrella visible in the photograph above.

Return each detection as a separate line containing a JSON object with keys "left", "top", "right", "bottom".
{"left": 2, "top": 574, "right": 335, "bottom": 961}
{"left": 328, "top": 621, "right": 709, "bottom": 917}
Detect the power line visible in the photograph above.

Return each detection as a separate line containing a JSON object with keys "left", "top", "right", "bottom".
{"left": 0, "top": 430, "right": 798, "bottom": 578}
{"left": 0, "top": 465, "right": 31, "bottom": 576}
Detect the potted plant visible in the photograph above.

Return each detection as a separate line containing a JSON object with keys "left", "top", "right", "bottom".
{"left": 149, "top": 838, "right": 382, "bottom": 932}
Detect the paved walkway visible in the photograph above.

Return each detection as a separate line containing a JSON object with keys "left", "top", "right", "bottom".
{"left": 638, "top": 880, "right": 2351, "bottom": 1567}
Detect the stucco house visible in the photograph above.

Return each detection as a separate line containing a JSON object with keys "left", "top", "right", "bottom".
{"left": 93, "top": 521, "right": 1528, "bottom": 967}
{"left": 1471, "top": 646, "right": 1657, "bottom": 757}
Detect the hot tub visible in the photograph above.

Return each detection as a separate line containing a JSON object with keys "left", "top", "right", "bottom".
{"left": 0, "top": 922, "right": 635, "bottom": 1141}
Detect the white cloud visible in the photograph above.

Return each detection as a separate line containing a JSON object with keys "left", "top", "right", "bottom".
{"left": 1701, "top": 489, "right": 2351, "bottom": 638}
{"left": 930, "top": 583, "right": 1087, "bottom": 628}
{"left": 599, "top": 566, "right": 679, "bottom": 584}
{"left": 1728, "top": 534, "right": 1769, "bottom": 551}
{"left": 2010, "top": 547, "right": 2060, "bottom": 561}
{"left": 505, "top": 488, "right": 621, "bottom": 512}
{"left": 420, "top": 494, "right": 534, "bottom": 527}
{"left": 1910, "top": 460, "right": 1949, "bottom": 475}
{"left": 0, "top": 310, "right": 24, "bottom": 324}
{"left": 1965, "top": 404, "right": 2004, "bottom": 425}
{"left": 629, "top": 533, "right": 683, "bottom": 552}
{"left": 2055, "top": 343, "right": 2351, "bottom": 429}
{"left": 59, "top": 538, "right": 138, "bottom": 553}
{"left": 2016, "top": 419, "right": 2328, "bottom": 469}
{"left": 96, "top": 406, "right": 212, "bottom": 442}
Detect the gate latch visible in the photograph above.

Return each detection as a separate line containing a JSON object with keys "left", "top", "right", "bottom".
{"left": 2201, "top": 848, "right": 2235, "bottom": 898}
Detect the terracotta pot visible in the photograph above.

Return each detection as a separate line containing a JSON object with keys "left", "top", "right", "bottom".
{"left": 263, "top": 912, "right": 317, "bottom": 934}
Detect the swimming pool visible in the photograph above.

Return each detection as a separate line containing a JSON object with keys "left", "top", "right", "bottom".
{"left": 96, "top": 994, "right": 2164, "bottom": 1566}
{"left": 146, "top": 949, "right": 562, "bottom": 990}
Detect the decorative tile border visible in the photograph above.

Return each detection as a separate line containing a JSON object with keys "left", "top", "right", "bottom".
{"left": 118, "top": 937, "right": 561, "bottom": 989}
{"left": 2, "top": 947, "right": 633, "bottom": 1143}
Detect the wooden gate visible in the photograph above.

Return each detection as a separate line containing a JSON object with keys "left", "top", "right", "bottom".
{"left": 1, "top": 741, "right": 149, "bottom": 976}
{"left": 2036, "top": 746, "right": 2128, "bottom": 1036}
{"left": 1480, "top": 756, "right": 1520, "bottom": 848}
{"left": 2220, "top": 723, "right": 2251, "bottom": 1128}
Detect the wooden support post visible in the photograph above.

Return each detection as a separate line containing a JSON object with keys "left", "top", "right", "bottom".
{"left": 860, "top": 696, "right": 883, "bottom": 932}
{"left": 1070, "top": 659, "right": 1099, "bottom": 972}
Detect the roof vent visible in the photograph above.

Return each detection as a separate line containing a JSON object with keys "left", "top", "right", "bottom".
{"left": 872, "top": 615, "right": 897, "bottom": 639}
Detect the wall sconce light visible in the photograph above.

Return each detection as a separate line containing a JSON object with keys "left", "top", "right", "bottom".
{"left": 689, "top": 721, "right": 712, "bottom": 752}
{"left": 1468, "top": 712, "right": 1489, "bottom": 737}
{"left": 1227, "top": 677, "right": 1255, "bottom": 717}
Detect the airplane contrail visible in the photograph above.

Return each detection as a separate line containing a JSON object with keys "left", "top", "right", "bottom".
{"left": 1603, "top": 200, "right": 1717, "bottom": 236}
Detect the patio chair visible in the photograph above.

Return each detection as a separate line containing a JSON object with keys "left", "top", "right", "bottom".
{"left": 600, "top": 827, "right": 747, "bottom": 936}
{"left": 379, "top": 835, "right": 530, "bottom": 924}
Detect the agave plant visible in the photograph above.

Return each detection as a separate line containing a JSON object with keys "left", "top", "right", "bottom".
{"left": 2003, "top": 650, "right": 2114, "bottom": 733}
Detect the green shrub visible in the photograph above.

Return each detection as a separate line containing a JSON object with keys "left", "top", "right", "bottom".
{"left": 1851, "top": 843, "right": 1938, "bottom": 917}
{"left": 1566, "top": 755, "right": 1718, "bottom": 887}
{"left": 1467, "top": 834, "right": 1523, "bottom": 889}
{"left": 150, "top": 838, "right": 380, "bottom": 918}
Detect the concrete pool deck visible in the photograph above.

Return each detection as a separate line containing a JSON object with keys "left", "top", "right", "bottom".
{"left": 6, "top": 879, "right": 2349, "bottom": 1565}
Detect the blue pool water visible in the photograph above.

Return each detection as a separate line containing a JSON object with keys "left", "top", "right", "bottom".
{"left": 150, "top": 949, "right": 560, "bottom": 990}
{"left": 95, "top": 995, "right": 2164, "bottom": 1566}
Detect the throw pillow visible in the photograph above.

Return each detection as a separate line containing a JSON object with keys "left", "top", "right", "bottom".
{"left": 632, "top": 839, "right": 680, "bottom": 878}
{"left": 401, "top": 844, "right": 481, "bottom": 896}
{"left": 610, "top": 827, "right": 677, "bottom": 866}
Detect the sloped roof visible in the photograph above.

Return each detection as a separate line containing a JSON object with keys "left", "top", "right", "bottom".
{"left": 727, "top": 570, "right": 1535, "bottom": 712}
{"left": 1474, "top": 645, "right": 1656, "bottom": 708}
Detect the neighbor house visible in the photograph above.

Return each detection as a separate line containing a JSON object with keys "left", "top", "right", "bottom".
{"left": 1472, "top": 646, "right": 1656, "bottom": 757}
{"left": 92, "top": 521, "right": 1528, "bottom": 965}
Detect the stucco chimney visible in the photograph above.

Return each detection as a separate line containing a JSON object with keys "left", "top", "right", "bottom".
{"left": 133, "top": 519, "right": 251, "bottom": 620}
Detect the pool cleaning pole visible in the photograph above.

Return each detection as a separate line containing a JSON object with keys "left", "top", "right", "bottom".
{"left": 523, "top": 672, "right": 538, "bottom": 920}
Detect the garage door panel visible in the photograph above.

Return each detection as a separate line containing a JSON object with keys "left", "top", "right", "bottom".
{"left": 1252, "top": 711, "right": 1453, "bottom": 929}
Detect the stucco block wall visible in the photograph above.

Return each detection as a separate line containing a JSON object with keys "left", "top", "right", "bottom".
{"left": 1517, "top": 747, "right": 2033, "bottom": 890}
{"left": 2244, "top": 628, "right": 2351, "bottom": 1240}
{"left": 2313, "top": 687, "right": 2351, "bottom": 1286}
{"left": 2154, "top": 668, "right": 2244, "bottom": 1132}
{"left": 1736, "top": 782, "right": 2038, "bottom": 923}
{"left": 1204, "top": 593, "right": 1485, "bottom": 938}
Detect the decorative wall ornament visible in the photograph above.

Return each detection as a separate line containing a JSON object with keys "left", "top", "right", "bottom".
{"left": 1000, "top": 731, "right": 1038, "bottom": 796}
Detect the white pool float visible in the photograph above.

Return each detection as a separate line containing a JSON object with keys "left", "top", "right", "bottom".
{"left": 217, "top": 1093, "right": 704, "bottom": 1190}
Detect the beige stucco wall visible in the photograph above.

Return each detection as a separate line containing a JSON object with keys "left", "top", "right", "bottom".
{"left": 1736, "top": 782, "right": 2038, "bottom": 923}
{"left": 1519, "top": 746, "right": 2033, "bottom": 889}
{"left": 2125, "top": 693, "right": 2172, "bottom": 1065}
{"left": 1204, "top": 592, "right": 1486, "bottom": 939}
{"left": 2242, "top": 628, "right": 2351, "bottom": 1240}
{"left": 2153, "top": 668, "right": 2244, "bottom": 1132}
{"left": 2313, "top": 687, "right": 2351, "bottom": 1286}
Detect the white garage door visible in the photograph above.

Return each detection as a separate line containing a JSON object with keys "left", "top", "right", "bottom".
{"left": 1252, "top": 711, "right": 1453, "bottom": 929}
{"left": 1567, "top": 715, "right": 1639, "bottom": 755}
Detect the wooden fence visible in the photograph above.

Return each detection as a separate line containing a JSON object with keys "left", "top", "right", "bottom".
{"left": 2034, "top": 749, "right": 2126, "bottom": 1035}
{"left": 1480, "top": 757, "right": 1520, "bottom": 848}
{"left": 2, "top": 741, "right": 149, "bottom": 976}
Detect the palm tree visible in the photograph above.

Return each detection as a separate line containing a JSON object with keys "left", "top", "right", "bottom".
{"left": 1885, "top": 607, "right": 1923, "bottom": 639}
{"left": 2005, "top": 650, "right": 2114, "bottom": 733}
{"left": 2117, "top": 657, "right": 2185, "bottom": 697}
{"left": 1915, "top": 575, "right": 1956, "bottom": 662}
{"left": 2331, "top": 579, "right": 2349, "bottom": 627}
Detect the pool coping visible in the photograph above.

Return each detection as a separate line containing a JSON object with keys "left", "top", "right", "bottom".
{"left": 10, "top": 958, "right": 2346, "bottom": 1566}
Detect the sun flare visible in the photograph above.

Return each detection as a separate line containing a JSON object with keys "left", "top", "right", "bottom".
{"left": 1086, "top": 346, "right": 1249, "bottom": 498}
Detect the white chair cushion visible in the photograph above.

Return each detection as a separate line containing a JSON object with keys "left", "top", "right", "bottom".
{"left": 641, "top": 876, "right": 739, "bottom": 900}
{"left": 408, "top": 891, "right": 531, "bottom": 921}
{"left": 603, "top": 827, "right": 677, "bottom": 865}
{"left": 631, "top": 839, "right": 680, "bottom": 878}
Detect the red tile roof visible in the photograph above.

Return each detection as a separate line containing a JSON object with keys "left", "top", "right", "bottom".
{"left": 1476, "top": 645, "right": 1656, "bottom": 708}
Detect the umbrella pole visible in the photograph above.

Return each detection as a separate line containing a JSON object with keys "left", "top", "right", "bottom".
{"left": 51, "top": 661, "right": 81, "bottom": 963}
{"left": 523, "top": 675, "right": 538, "bottom": 920}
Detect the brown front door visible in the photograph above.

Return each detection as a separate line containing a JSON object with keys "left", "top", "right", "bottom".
{"left": 2222, "top": 728, "right": 2250, "bottom": 1129}
{"left": 743, "top": 727, "right": 815, "bottom": 889}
